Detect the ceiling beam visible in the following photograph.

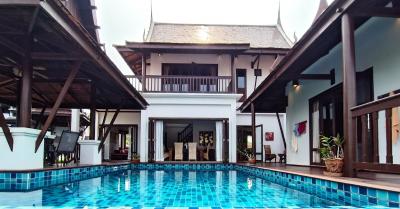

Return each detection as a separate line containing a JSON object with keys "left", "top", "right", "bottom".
{"left": 352, "top": 7, "right": 400, "bottom": 17}
{"left": 31, "top": 52, "right": 87, "bottom": 61}
{"left": 0, "top": 35, "right": 24, "bottom": 56}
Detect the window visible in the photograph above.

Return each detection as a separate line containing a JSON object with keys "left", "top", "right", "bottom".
{"left": 236, "top": 69, "right": 247, "bottom": 101}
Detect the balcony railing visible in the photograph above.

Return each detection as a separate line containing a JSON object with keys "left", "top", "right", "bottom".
{"left": 126, "top": 75, "right": 233, "bottom": 93}
{"left": 351, "top": 93, "right": 400, "bottom": 174}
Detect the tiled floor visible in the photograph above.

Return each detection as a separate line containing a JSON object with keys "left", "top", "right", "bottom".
{"left": 249, "top": 162, "right": 400, "bottom": 192}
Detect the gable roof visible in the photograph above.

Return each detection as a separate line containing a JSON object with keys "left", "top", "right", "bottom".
{"left": 146, "top": 22, "right": 293, "bottom": 49}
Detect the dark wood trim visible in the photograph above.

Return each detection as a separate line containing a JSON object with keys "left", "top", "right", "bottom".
{"left": 98, "top": 107, "right": 121, "bottom": 152}
{"left": 342, "top": 13, "right": 357, "bottom": 177}
{"left": 236, "top": 68, "right": 247, "bottom": 101}
{"left": 251, "top": 103, "right": 256, "bottom": 158}
{"left": 351, "top": 93, "right": 400, "bottom": 117}
{"left": 353, "top": 162, "right": 400, "bottom": 174}
{"left": 385, "top": 109, "right": 393, "bottom": 163}
{"left": 371, "top": 111, "right": 379, "bottom": 163}
{"left": 255, "top": 124, "right": 263, "bottom": 162}
{"left": 19, "top": 35, "right": 33, "bottom": 128}
{"left": 142, "top": 54, "right": 147, "bottom": 92}
{"left": 100, "top": 109, "right": 108, "bottom": 129}
{"left": 89, "top": 82, "right": 96, "bottom": 140}
{"left": 0, "top": 107, "right": 13, "bottom": 151}
{"left": 231, "top": 54, "right": 236, "bottom": 93}
{"left": 298, "top": 69, "right": 335, "bottom": 84}
{"left": 34, "top": 61, "right": 82, "bottom": 152}
{"left": 275, "top": 112, "right": 286, "bottom": 152}
{"left": 34, "top": 107, "right": 46, "bottom": 129}
{"left": 351, "top": 7, "right": 400, "bottom": 18}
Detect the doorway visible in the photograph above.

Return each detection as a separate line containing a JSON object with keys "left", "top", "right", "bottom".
{"left": 309, "top": 85, "right": 343, "bottom": 165}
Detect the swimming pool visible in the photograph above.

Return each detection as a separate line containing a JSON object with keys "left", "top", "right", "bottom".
{"left": 0, "top": 164, "right": 398, "bottom": 208}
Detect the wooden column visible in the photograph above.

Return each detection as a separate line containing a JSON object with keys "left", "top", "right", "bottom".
{"left": 230, "top": 54, "right": 236, "bottom": 93}
{"left": 142, "top": 54, "right": 147, "bottom": 92}
{"left": 19, "top": 36, "right": 33, "bottom": 128}
{"left": 98, "top": 108, "right": 120, "bottom": 152}
{"left": 251, "top": 103, "right": 256, "bottom": 158}
{"left": 276, "top": 112, "right": 287, "bottom": 152}
{"left": 385, "top": 109, "right": 393, "bottom": 163}
{"left": 89, "top": 82, "right": 96, "bottom": 140}
{"left": 342, "top": 13, "right": 357, "bottom": 177}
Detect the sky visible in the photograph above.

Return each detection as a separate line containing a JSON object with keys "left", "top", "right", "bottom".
{"left": 96, "top": 0, "right": 334, "bottom": 75}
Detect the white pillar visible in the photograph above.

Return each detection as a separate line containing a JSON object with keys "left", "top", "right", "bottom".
{"left": 0, "top": 128, "right": 44, "bottom": 170}
{"left": 155, "top": 120, "right": 164, "bottom": 161}
{"left": 215, "top": 121, "right": 223, "bottom": 162}
{"left": 70, "top": 109, "right": 80, "bottom": 132}
{"left": 140, "top": 109, "right": 148, "bottom": 162}
{"left": 78, "top": 140, "right": 102, "bottom": 165}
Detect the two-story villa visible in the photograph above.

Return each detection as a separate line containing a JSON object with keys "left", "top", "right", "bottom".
{"left": 98, "top": 16, "right": 294, "bottom": 163}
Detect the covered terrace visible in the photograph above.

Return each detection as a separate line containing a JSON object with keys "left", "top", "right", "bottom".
{"left": 0, "top": 0, "right": 147, "bottom": 170}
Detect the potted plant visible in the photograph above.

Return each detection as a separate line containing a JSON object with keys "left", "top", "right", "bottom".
{"left": 239, "top": 149, "right": 256, "bottom": 164}
{"left": 131, "top": 154, "right": 140, "bottom": 164}
{"left": 320, "top": 134, "right": 344, "bottom": 177}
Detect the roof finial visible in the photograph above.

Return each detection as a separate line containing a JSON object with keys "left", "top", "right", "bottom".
{"left": 150, "top": 0, "right": 153, "bottom": 24}
{"left": 277, "top": 0, "right": 282, "bottom": 27}
{"left": 313, "top": 0, "right": 329, "bottom": 23}
{"left": 293, "top": 32, "right": 298, "bottom": 43}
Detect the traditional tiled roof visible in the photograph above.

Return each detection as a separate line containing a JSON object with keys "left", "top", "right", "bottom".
{"left": 146, "top": 22, "right": 293, "bottom": 49}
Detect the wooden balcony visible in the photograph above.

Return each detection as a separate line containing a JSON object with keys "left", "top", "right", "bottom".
{"left": 351, "top": 93, "right": 400, "bottom": 174}
{"left": 126, "top": 75, "right": 233, "bottom": 93}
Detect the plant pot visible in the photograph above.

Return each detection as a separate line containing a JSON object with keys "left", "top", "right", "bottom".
{"left": 324, "top": 158, "right": 344, "bottom": 175}
{"left": 131, "top": 159, "right": 140, "bottom": 164}
{"left": 248, "top": 159, "right": 256, "bottom": 164}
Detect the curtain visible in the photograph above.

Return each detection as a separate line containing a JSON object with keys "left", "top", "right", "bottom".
{"left": 312, "top": 102, "right": 321, "bottom": 163}
{"left": 216, "top": 121, "right": 223, "bottom": 161}
{"left": 155, "top": 121, "right": 164, "bottom": 161}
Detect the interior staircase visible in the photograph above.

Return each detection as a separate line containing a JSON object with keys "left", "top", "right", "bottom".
{"left": 178, "top": 124, "right": 193, "bottom": 143}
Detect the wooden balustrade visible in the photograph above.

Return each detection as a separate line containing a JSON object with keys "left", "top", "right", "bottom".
{"left": 126, "top": 75, "right": 233, "bottom": 93}
{"left": 351, "top": 93, "right": 400, "bottom": 173}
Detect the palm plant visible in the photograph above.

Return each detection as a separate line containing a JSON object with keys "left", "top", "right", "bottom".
{"left": 320, "top": 134, "right": 344, "bottom": 160}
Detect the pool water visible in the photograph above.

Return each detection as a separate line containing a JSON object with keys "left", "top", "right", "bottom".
{"left": 0, "top": 169, "right": 345, "bottom": 208}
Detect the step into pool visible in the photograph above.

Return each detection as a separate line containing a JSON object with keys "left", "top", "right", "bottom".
{"left": 0, "top": 164, "right": 398, "bottom": 208}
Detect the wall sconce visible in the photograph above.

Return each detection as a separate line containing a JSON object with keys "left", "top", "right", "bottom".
{"left": 292, "top": 80, "right": 300, "bottom": 88}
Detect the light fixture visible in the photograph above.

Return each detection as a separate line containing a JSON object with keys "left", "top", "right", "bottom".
{"left": 247, "top": 135, "right": 252, "bottom": 149}
{"left": 292, "top": 80, "right": 300, "bottom": 88}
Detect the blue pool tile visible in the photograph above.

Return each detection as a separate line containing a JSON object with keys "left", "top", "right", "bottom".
{"left": 367, "top": 188, "right": 377, "bottom": 197}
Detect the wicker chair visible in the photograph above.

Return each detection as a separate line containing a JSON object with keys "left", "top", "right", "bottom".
{"left": 264, "top": 145, "right": 276, "bottom": 163}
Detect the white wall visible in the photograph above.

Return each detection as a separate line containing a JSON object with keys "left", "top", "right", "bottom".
{"left": 96, "top": 111, "right": 141, "bottom": 160}
{"left": 237, "top": 113, "right": 286, "bottom": 161}
{"left": 139, "top": 93, "right": 239, "bottom": 162}
{"left": 285, "top": 17, "right": 400, "bottom": 165}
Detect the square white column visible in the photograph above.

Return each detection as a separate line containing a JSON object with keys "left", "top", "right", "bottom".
{"left": 78, "top": 140, "right": 102, "bottom": 165}
{"left": 0, "top": 128, "right": 44, "bottom": 170}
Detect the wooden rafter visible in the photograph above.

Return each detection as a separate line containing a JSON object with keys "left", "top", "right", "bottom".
{"left": 98, "top": 107, "right": 121, "bottom": 152}
{"left": 35, "top": 61, "right": 82, "bottom": 152}
{"left": 352, "top": 7, "right": 400, "bottom": 18}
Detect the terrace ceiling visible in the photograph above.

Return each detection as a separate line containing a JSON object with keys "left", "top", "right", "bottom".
{"left": 0, "top": 0, "right": 147, "bottom": 109}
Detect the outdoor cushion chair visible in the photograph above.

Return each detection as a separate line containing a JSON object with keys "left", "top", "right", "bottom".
{"left": 188, "top": 142, "right": 197, "bottom": 161}
{"left": 264, "top": 145, "right": 277, "bottom": 163}
{"left": 174, "top": 142, "right": 183, "bottom": 161}
{"left": 51, "top": 130, "right": 80, "bottom": 165}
